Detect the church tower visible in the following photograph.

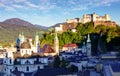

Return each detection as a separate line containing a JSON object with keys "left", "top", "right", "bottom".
{"left": 54, "top": 32, "right": 59, "bottom": 55}
{"left": 34, "top": 33, "right": 40, "bottom": 53}
{"left": 86, "top": 34, "right": 91, "bottom": 57}
{"left": 19, "top": 32, "right": 25, "bottom": 44}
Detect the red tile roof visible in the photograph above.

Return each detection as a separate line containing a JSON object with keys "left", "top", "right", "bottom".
{"left": 63, "top": 43, "right": 78, "bottom": 48}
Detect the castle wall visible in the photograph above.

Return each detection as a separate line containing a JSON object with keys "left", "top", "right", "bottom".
{"left": 94, "top": 21, "right": 116, "bottom": 27}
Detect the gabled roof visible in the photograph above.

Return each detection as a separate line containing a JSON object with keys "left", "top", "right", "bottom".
{"left": 41, "top": 44, "right": 55, "bottom": 53}
{"left": 63, "top": 43, "right": 78, "bottom": 48}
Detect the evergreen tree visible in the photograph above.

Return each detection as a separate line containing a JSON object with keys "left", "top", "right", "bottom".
{"left": 53, "top": 55, "right": 60, "bottom": 68}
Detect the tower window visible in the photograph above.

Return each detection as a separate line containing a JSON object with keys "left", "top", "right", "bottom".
{"left": 15, "top": 67, "right": 18, "bottom": 70}
{"left": 38, "top": 66, "right": 40, "bottom": 70}
{"left": 10, "top": 59, "right": 12, "bottom": 64}
{"left": 26, "top": 66, "right": 29, "bottom": 71}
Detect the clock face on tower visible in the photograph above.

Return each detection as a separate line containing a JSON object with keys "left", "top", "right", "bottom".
{"left": 87, "top": 43, "right": 91, "bottom": 47}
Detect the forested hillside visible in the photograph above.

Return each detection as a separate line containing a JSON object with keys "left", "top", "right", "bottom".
{"left": 40, "top": 22, "right": 120, "bottom": 54}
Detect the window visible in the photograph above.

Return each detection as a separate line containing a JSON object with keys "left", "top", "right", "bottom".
{"left": 10, "top": 59, "right": 12, "bottom": 64}
{"left": 25, "top": 60, "right": 30, "bottom": 64}
{"left": 38, "top": 66, "right": 40, "bottom": 70}
{"left": 10, "top": 69, "right": 12, "bottom": 72}
{"left": 15, "top": 67, "right": 18, "bottom": 70}
{"left": 4, "top": 61, "right": 6, "bottom": 63}
{"left": 26, "top": 66, "right": 29, "bottom": 71}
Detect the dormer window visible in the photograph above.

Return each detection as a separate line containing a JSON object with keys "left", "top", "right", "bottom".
{"left": 25, "top": 60, "right": 30, "bottom": 64}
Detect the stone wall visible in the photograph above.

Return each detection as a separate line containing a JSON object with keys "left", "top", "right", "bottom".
{"left": 94, "top": 21, "right": 116, "bottom": 27}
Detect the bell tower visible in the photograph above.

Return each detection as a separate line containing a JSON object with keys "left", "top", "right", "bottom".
{"left": 34, "top": 32, "right": 40, "bottom": 53}
{"left": 86, "top": 34, "right": 91, "bottom": 57}
{"left": 54, "top": 32, "right": 59, "bottom": 55}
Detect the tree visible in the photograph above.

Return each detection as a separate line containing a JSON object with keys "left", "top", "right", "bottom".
{"left": 84, "top": 22, "right": 94, "bottom": 34}
{"left": 53, "top": 55, "right": 60, "bottom": 68}
{"left": 68, "top": 65, "right": 78, "bottom": 72}
{"left": 106, "top": 27, "right": 117, "bottom": 43}
{"left": 60, "top": 58, "right": 69, "bottom": 68}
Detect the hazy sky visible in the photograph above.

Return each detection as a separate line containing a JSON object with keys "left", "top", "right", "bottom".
{"left": 0, "top": 0, "right": 120, "bottom": 27}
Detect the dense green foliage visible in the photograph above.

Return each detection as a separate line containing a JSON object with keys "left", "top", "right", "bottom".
{"left": 40, "top": 22, "right": 120, "bottom": 54}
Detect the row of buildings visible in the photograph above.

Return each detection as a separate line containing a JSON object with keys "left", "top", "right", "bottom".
{"left": 0, "top": 32, "right": 60, "bottom": 76}
{"left": 0, "top": 31, "right": 119, "bottom": 76}
{"left": 0, "top": 30, "right": 93, "bottom": 76}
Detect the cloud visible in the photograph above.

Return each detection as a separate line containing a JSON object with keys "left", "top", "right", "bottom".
{"left": 0, "top": 0, "right": 120, "bottom": 11}
{"left": 0, "top": 2, "right": 5, "bottom": 7}
{"left": 88, "top": 0, "right": 120, "bottom": 7}
{"left": 5, "top": 6, "right": 15, "bottom": 11}
{"left": 24, "top": 1, "right": 39, "bottom": 8}
{"left": 12, "top": 4, "right": 24, "bottom": 8}
{"left": 14, "top": 0, "right": 27, "bottom": 3}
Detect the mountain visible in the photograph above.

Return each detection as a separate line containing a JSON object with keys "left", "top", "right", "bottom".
{"left": 3, "top": 18, "right": 48, "bottom": 30}
{"left": 34, "top": 24, "right": 48, "bottom": 30}
{"left": 3, "top": 18, "right": 34, "bottom": 27}
{"left": 0, "top": 18, "right": 47, "bottom": 46}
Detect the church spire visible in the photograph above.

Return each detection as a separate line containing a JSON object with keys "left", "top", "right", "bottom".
{"left": 35, "top": 32, "right": 39, "bottom": 42}
{"left": 54, "top": 32, "right": 59, "bottom": 55}
{"left": 34, "top": 32, "right": 40, "bottom": 53}
{"left": 86, "top": 34, "right": 91, "bottom": 57}
{"left": 55, "top": 32, "right": 58, "bottom": 40}
{"left": 87, "top": 34, "right": 91, "bottom": 43}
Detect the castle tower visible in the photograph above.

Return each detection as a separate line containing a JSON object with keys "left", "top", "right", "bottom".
{"left": 54, "top": 32, "right": 59, "bottom": 55}
{"left": 92, "top": 13, "right": 97, "bottom": 22}
{"left": 86, "top": 34, "right": 91, "bottom": 57}
{"left": 105, "top": 14, "right": 110, "bottom": 21}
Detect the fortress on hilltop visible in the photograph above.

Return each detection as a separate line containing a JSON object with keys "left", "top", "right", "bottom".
{"left": 55, "top": 13, "right": 116, "bottom": 32}
{"left": 66, "top": 12, "right": 110, "bottom": 23}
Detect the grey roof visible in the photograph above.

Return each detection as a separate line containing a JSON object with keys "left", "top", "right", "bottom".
{"left": 77, "top": 70, "right": 90, "bottom": 76}
{"left": 12, "top": 70, "right": 33, "bottom": 76}
{"left": 110, "top": 63, "right": 120, "bottom": 72}
{"left": 34, "top": 68, "right": 72, "bottom": 76}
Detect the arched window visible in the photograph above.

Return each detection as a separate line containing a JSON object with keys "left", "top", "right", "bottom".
{"left": 38, "top": 66, "right": 40, "bottom": 70}
{"left": 15, "top": 67, "right": 18, "bottom": 71}
{"left": 10, "top": 59, "right": 12, "bottom": 64}
{"left": 10, "top": 69, "right": 12, "bottom": 72}
{"left": 25, "top": 60, "right": 30, "bottom": 64}
{"left": 26, "top": 66, "right": 29, "bottom": 71}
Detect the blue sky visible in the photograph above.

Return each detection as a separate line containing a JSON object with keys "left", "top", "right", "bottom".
{"left": 0, "top": 0, "right": 120, "bottom": 27}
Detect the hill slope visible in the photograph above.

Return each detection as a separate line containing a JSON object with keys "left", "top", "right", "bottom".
{"left": 0, "top": 18, "right": 47, "bottom": 43}
{"left": 3, "top": 18, "right": 34, "bottom": 27}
